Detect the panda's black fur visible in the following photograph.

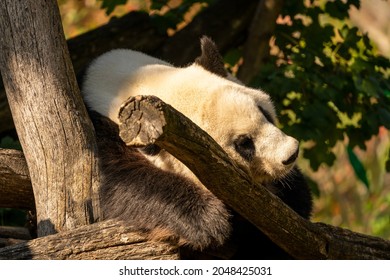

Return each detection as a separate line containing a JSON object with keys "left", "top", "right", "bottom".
{"left": 81, "top": 37, "right": 312, "bottom": 259}
{"left": 91, "top": 111, "right": 231, "bottom": 251}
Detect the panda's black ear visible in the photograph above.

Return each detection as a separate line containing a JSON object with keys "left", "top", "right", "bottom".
{"left": 195, "top": 36, "right": 228, "bottom": 78}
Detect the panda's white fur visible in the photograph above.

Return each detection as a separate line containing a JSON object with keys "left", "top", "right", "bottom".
{"left": 83, "top": 47, "right": 299, "bottom": 185}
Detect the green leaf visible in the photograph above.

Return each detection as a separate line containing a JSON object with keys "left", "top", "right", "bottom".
{"left": 325, "top": 1, "right": 350, "bottom": 20}
{"left": 150, "top": 0, "right": 170, "bottom": 11}
{"left": 303, "top": 146, "right": 336, "bottom": 171}
{"left": 99, "top": 0, "right": 127, "bottom": 15}
{"left": 347, "top": 0, "right": 360, "bottom": 9}
{"left": 347, "top": 145, "right": 370, "bottom": 189}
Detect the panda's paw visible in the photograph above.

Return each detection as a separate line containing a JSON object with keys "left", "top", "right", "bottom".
{"left": 177, "top": 197, "right": 232, "bottom": 251}
{"left": 147, "top": 227, "right": 181, "bottom": 244}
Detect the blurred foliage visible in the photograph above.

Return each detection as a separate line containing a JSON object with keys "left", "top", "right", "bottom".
{"left": 148, "top": 0, "right": 212, "bottom": 34}
{"left": 246, "top": 0, "right": 390, "bottom": 238}
{"left": 306, "top": 132, "right": 390, "bottom": 238}
{"left": 99, "top": 0, "right": 211, "bottom": 34}
{"left": 251, "top": 0, "right": 390, "bottom": 180}
{"left": 59, "top": 0, "right": 145, "bottom": 38}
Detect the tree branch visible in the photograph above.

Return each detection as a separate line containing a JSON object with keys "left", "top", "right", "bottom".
{"left": 0, "top": 220, "right": 179, "bottom": 260}
{"left": 117, "top": 95, "right": 390, "bottom": 260}
{"left": 0, "top": 226, "right": 31, "bottom": 240}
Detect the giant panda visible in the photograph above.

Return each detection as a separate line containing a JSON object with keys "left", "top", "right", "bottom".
{"left": 81, "top": 36, "right": 312, "bottom": 259}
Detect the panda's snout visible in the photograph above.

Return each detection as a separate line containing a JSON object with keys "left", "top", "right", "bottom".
{"left": 282, "top": 146, "right": 299, "bottom": 166}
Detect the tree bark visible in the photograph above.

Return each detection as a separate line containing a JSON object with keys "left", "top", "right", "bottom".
{"left": 0, "top": 220, "right": 179, "bottom": 260}
{"left": 0, "top": 0, "right": 101, "bottom": 236}
{"left": 117, "top": 95, "right": 390, "bottom": 260}
{"left": 237, "top": 0, "right": 284, "bottom": 83}
{"left": 0, "top": 238, "right": 27, "bottom": 248}
{"left": 0, "top": 149, "right": 34, "bottom": 210}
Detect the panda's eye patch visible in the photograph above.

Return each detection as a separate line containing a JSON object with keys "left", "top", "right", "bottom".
{"left": 234, "top": 135, "right": 255, "bottom": 162}
{"left": 258, "top": 106, "right": 274, "bottom": 124}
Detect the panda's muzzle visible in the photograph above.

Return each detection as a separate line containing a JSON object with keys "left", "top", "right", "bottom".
{"left": 282, "top": 146, "right": 299, "bottom": 166}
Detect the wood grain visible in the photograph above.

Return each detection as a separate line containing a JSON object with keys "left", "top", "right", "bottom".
{"left": 0, "top": 220, "right": 179, "bottom": 260}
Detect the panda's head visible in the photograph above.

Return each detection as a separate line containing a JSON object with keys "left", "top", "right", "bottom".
{"left": 183, "top": 37, "right": 299, "bottom": 184}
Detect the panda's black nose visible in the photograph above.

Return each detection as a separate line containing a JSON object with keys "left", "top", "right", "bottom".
{"left": 282, "top": 147, "right": 299, "bottom": 165}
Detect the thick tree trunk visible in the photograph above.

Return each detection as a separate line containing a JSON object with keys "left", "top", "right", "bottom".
{"left": 0, "top": 0, "right": 101, "bottom": 236}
